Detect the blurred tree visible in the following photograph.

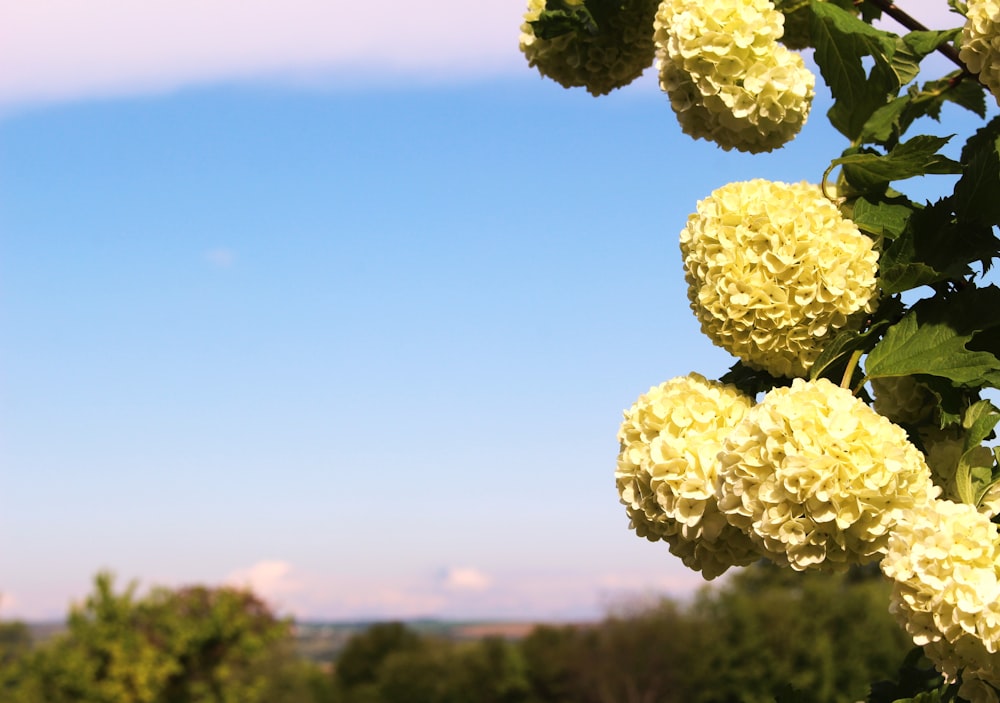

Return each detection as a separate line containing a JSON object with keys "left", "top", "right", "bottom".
{"left": 576, "top": 599, "right": 703, "bottom": 703}
{"left": 687, "top": 562, "right": 911, "bottom": 703}
{"left": 374, "top": 635, "right": 531, "bottom": 703}
{"left": 333, "top": 622, "right": 423, "bottom": 695}
{"left": 519, "top": 625, "right": 584, "bottom": 703}
{"left": 6, "top": 572, "right": 293, "bottom": 703}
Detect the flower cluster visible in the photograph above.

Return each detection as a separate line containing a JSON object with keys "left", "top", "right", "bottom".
{"left": 519, "top": 0, "right": 659, "bottom": 96}
{"left": 961, "top": 0, "right": 1000, "bottom": 104}
{"left": 615, "top": 373, "right": 761, "bottom": 578}
{"left": 680, "top": 179, "right": 879, "bottom": 378}
{"left": 654, "top": 0, "right": 815, "bottom": 152}
{"left": 871, "top": 376, "right": 936, "bottom": 426}
{"left": 882, "top": 499, "right": 1000, "bottom": 702}
{"left": 717, "top": 378, "right": 938, "bottom": 571}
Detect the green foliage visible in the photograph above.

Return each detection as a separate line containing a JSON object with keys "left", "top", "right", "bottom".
{"left": 866, "top": 286, "right": 1000, "bottom": 388}
{"left": 1, "top": 572, "right": 304, "bottom": 703}
{"left": 687, "top": 564, "right": 912, "bottom": 703}
{"left": 810, "top": 1, "right": 898, "bottom": 141}
{"left": 326, "top": 565, "right": 911, "bottom": 703}
{"left": 334, "top": 622, "right": 423, "bottom": 690}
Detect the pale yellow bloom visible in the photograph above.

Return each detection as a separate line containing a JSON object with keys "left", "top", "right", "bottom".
{"left": 654, "top": 0, "right": 814, "bottom": 152}
{"left": 717, "top": 378, "right": 938, "bottom": 571}
{"left": 519, "top": 0, "right": 658, "bottom": 96}
{"left": 882, "top": 499, "right": 1000, "bottom": 701}
{"left": 960, "top": 0, "right": 1000, "bottom": 104}
{"left": 680, "top": 179, "right": 878, "bottom": 378}
{"left": 615, "top": 373, "right": 760, "bottom": 578}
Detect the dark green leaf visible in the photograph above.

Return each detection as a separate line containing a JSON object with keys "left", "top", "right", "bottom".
{"left": 878, "top": 197, "right": 1000, "bottom": 293}
{"left": 719, "top": 361, "right": 790, "bottom": 397}
{"left": 866, "top": 286, "right": 1000, "bottom": 387}
{"left": 945, "top": 75, "right": 988, "bottom": 116}
{"left": 810, "top": 1, "right": 899, "bottom": 140}
{"left": 835, "top": 135, "right": 962, "bottom": 193}
{"left": 955, "top": 115, "right": 1000, "bottom": 226}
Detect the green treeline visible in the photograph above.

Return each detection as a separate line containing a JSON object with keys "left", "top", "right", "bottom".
{"left": 0, "top": 563, "right": 922, "bottom": 703}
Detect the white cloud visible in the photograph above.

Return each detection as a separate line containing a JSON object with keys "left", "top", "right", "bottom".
{"left": 0, "top": 0, "right": 526, "bottom": 110}
{"left": 226, "top": 560, "right": 302, "bottom": 602}
{"left": 441, "top": 566, "right": 493, "bottom": 592}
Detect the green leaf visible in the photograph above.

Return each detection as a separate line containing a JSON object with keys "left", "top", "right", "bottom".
{"left": 834, "top": 135, "right": 962, "bottom": 193}
{"left": 866, "top": 287, "right": 1000, "bottom": 387}
{"left": 955, "top": 447, "right": 996, "bottom": 504}
{"left": 953, "top": 400, "right": 1000, "bottom": 504}
{"left": 878, "top": 196, "right": 1000, "bottom": 293}
{"left": 809, "top": 296, "right": 904, "bottom": 382}
{"left": 949, "top": 76, "right": 988, "bottom": 115}
{"left": 954, "top": 115, "right": 1000, "bottom": 227}
{"left": 898, "top": 30, "right": 962, "bottom": 75}
{"left": 914, "top": 375, "right": 970, "bottom": 427}
{"left": 849, "top": 195, "right": 914, "bottom": 240}
{"left": 810, "top": 1, "right": 899, "bottom": 140}
{"left": 719, "top": 361, "right": 790, "bottom": 397}
{"left": 962, "top": 398, "right": 1000, "bottom": 448}
{"left": 859, "top": 96, "right": 912, "bottom": 145}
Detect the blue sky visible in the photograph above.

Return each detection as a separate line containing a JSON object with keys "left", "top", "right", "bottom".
{"left": 0, "top": 1, "right": 973, "bottom": 620}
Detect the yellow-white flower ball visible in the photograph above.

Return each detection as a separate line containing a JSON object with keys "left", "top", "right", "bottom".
{"left": 615, "top": 373, "right": 761, "bottom": 578}
{"left": 871, "top": 376, "right": 936, "bottom": 426}
{"left": 717, "top": 378, "right": 938, "bottom": 571}
{"left": 882, "top": 499, "right": 1000, "bottom": 701}
{"left": 519, "top": 0, "right": 659, "bottom": 96}
{"left": 680, "top": 179, "right": 879, "bottom": 378}
{"left": 654, "top": 0, "right": 815, "bottom": 152}
{"left": 960, "top": 0, "right": 1000, "bottom": 104}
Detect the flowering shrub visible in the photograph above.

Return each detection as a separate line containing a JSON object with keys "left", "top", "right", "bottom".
{"left": 523, "top": 0, "right": 1000, "bottom": 698}
{"left": 882, "top": 500, "right": 1000, "bottom": 702}
{"left": 716, "top": 378, "right": 938, "bottom": 571}
{"left": 615, "top": 373, "right": 760, "bottom": 578}
{"left": 654, "top": 0, "right": 815, "bottom": 152}
{"left": 519, "top": 0, "right": 659, "bottom": 96}
{"left": 961, "top": 0, "right": 1000, "bottom": 104}
{"left": 679, "top": 179, "right": 879, "bottom": 378}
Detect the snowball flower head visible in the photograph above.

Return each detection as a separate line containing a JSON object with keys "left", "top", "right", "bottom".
{"left": 882, "top": 499, "right": 1000, "bottom": 702}
{"left": 871, "top": 376, "right": 936, "bottom": 426}
{"left": 717, "top": 378, "right": 938, "bottom": 571}
{"left": 520, "top": 0, "right": 659, "bottom": 96}
{"left": 680, "top": 179, "right": 879, "bottom": 378}
{"left": 615, "top": 373, "right": 761, "bottom": 578}
{"left": 960, "top": 0, "right": 1000, "bottom": 104}
{"left": 654, "top": 0, "right": 815, "bottom": 152}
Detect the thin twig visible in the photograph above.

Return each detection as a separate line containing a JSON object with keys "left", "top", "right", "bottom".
{"left": 863, "top": 0, "right": 969, "bottom": 72}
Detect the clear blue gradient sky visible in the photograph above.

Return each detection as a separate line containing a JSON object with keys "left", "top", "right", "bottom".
{"left": 0, "top": 1, "right": 976, "bottom": 620}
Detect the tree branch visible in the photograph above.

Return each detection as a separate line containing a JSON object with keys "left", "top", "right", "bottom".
{"left": 863, "top": 0, "right": 969, "bottom": 72}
